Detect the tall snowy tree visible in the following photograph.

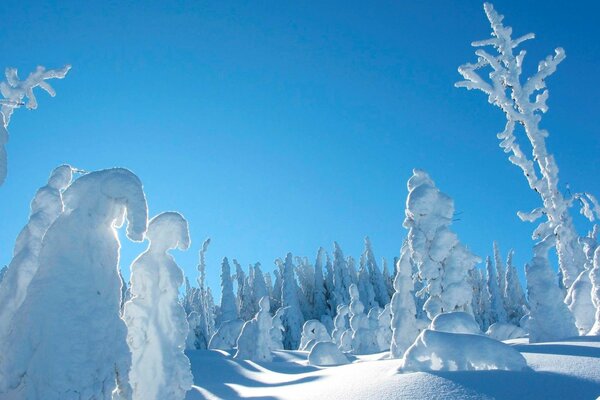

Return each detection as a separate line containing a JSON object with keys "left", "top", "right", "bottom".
{"left": 0, "top": 65, "right": 70, "bottom": 186}
{"left": 124, "top": 212, "right": 193, "bottom": 400}
{"left": 493, "top": 242, "right": 507, "bottom": 313}
{"left": 456, "top": 3, "right": 600, "bottom": 292}
{"left": 382, "top": 258, "right": 395, "bottom": 300}
{"left": 390, "top": 243, "right": 419, "bottom": 358}
{"left": 590, "top": 247, "right": 600, "bottom": 335}
{"left": 218, "top": 257, "right": 238, "bottom": 325}
{"left": 362, "top": 237, "right": 390, "bottom": 308}
{"left": 404, "top": 169, "right": 480, "bottom": 320}
{"left": 504, "top": 250, "right": 528, "bottom": 325}
{"left": 357, "top": 257, "right": 377, "bottom": 311}
{"left": 486, "top": 256, "right": 507, "bottom": 325}
{"left": 280, "top": 253, "right": 304, "bottom": 350}
{"left": 1, "top": 168, "right": 147, "bottom": 399}
{"left": 0, "top": 165, "right": 72, "bottom": 360}
{"left": 295, "top": 256, "right": 315, "bottom": 320}
{"left": 234, "top": 260, "right": 254, "bottom": 321}
{"left": 332, "top": 242, "right": 352, "bottom": 309}
{"left": 313, "top": 247, "right": 329, "bottom": 320}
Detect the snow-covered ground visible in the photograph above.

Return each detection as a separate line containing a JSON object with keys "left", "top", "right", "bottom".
{"left": 186, "top": 336, "right": 600, "bottom": 400}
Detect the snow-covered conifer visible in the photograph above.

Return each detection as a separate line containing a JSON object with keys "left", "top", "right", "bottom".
{"left": 405, "top": 169, "right": 480, "bottom": 320}
{"left": 218, "top": 257, "right": 238, "bottom": 325}
{"left": 124, "top": 212, "right": 193, "bottom": 400}
{"left": 363, "top": 237, "right": 390, "bottom": 308}
{"left": 270, "top": 307, "right": 286, "bottom": 350}
{"left": 357, "top": 257, "right": 377, "bottom": 310}
{"left": 382, "top": 258, "right": 395, "bottom": 300}
{"left": 280, "top": 253, "right": 304, "bottom": 350}
{"left": 332, "top": 242, "right": 353, "bottom": 309}
{"left": 486, "top": 256, "right": 507, "bottom": 325}
{"left": 348, "top": 284, "right": 377, "bottom": 354}
{"left": 504, "top": 250, "right": 528, "bottom": 325}
{"left": 0, "top": 65, "right": 70, "bottom": 185}
{"left": 2, "top": 168, "right": 147, "bottom": 399}
{"left": 589, "top": 246, "right": 600, "bottom": 335}
{"left": 0, "top": 165, "right": 72, "bottom": 362}
{"left": 234, "top": 260, "right": 254, "bottom": 321}
{"left": 299, "top": 320, "right": 331, "bottom": 351}
{"left": 313, "top": 247, "right": 329, "bottom": 320}
{"left": 235, "top": 296, "right": 274, "bottom": 362}
{"left": 332, "top": 304, "right": 349, "bottom": 346}
{"left": 390, "top": 243, "right": 419, "bottom": 358}
{"left": 493, "top": 242, "right": 507, "bottom": 312}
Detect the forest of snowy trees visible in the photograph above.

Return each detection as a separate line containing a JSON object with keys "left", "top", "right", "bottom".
{"left": 0, "top": 3, "right": 599, "bottom": 400}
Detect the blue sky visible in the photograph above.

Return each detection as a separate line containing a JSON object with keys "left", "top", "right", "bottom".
{"left": 1, "top": 0, "right": 599, "bottom": 296}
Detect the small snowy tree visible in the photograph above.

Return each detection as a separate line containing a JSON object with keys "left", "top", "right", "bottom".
{"left": 235, "top": 296, "right": 274, "bottom": 362}
{"left": 0, "top": 165, "right": 72, "bottom": 364}
{"left": 456, "top": 3, "right": 599, "bottom": 291}
{"left": 2, "top": 168, "right": 147, "bottom": 399}
{"left": 390, "top": 243, "right": 419, "bottom": 358}
{"left": 348, "top": 284, "right": 377, "bottom": 354}
{"left": 587, "top": 247, "right": 600, "bottom": 335}
{"left": 0, "top": 65, "right": 70, "bottom": 185}
{"left": 218, "top": 257, "right": 238, "bottom": 325}
{"left": 124, "top": 212, "right": 193, "bottom": 400}
{"left": 280, "top": 253, "right": 304, "bottom": 350}
{"left": 405, "top": 169, "right": 480, "bottom": 320}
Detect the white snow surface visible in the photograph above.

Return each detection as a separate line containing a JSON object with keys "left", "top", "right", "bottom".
{"left": 185, "top": 336, "right": 600, "bottom": 400}
{"left": 486, "top": 322, "right": 528, "bottom": 341}
{"left": 1, "top": 168, "right": 148, "bottom": 400}
{"left": 123, "top": 211, "right": 193, "bottom": 400}
{"left": 430, "top": 312, "right": 482, "bottom": 335}
{"left": 308, "top": 341, "right": 350, "bottom": 367}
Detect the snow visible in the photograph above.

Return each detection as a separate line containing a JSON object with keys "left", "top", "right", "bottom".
{"left": 486, "top": 322, "right": 528, "bottom": 341}
{"left": 299, "top": 320, "right": 332, "bottom": 351}
{"left": 123, "top": 212, "right": 193, "bottom": 400}
{"left": 430, "top": 312, "right": 482, "bottom": 335}
{"left": 1, "top": 168, "right": 147, "bottom": 400}
{"left": 209, "top": 319, "right": 245, "bottom": 350}
{"left": 235, "top": 296, "right": 274, "bottom": 362}
{"left": 185, "top": 336, "right": 600, "bottom": 400}
{"left": 308, "top": 342, "right": 350, "bottom": 367}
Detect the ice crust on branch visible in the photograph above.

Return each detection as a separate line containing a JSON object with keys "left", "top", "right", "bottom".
{"left": 0, "top": 65, "right": 70, "bottom": 185}
{"left": 456, "top": 3, "right": 597, "bottom": 290}
{"left": 124, "top": 212, "right": 193, "bottom": 400}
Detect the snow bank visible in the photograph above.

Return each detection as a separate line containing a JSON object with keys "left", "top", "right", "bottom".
{"left": 308, "top": 341, "right": 350, "bottom": 367}
{"left": 124, "top": 212, "right": 193, "bottom": 400}
{"left": 2, "top": 168, "right": 147, "bottom": 400}
{"left": 486, "top": 322, "right": 528, "bottom": 341}
{"left": 209, "top": 319, "right": 245, "bottom": 350}
{"left": 400, "top": 329, "right": 528, "bottom": 372}
{"left": 430, "top": 312, "right": 482, "bottom": 335}
{"left": 299, "top": 320, "right": 332, "bottom": 351}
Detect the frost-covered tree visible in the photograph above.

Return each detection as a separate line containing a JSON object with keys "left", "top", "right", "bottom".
{"left": 332, "top": 242, "right": 352, "bottom": 309}
{"left": 295, "top": 256, "right": 314, "bottom": 320}
{"left": 271, "top": 267, "right": 283, "bottom": 313}
{"left": 1, "top": 168, "right": 147, "bottom": 399}
{"left": 504, "top": 250, "right": 528, "bottom": 325}
{"left": 478, "top": 269, "right": 493, "bottom": 331}
{"left": 390, "top": 243, "right": 419, "bottom": 358}
{"left": 332, "top": 304, "right": 349, "bottom": 346}
{"left": 486, "top": 256, "right": 507, "bottom": 325}
{"left": 218, "top": 257, "right": 238, "bottom": 325}
{"left": 235, "top": 296, "right": 274, "bottom": 362}
{"left": 324, "top": 253, "right": 336, "bottom": 314}
{"left": 405, "top": 169, "right": 480, "bottom": 320}
{"left": 382, "top": 258, "right": 395, "bottom": 300}
{"left": 124, "top": 212, "right": 193, "bottom": 400}
{"left": 456, "top": 3, "right": 599, "bottom": 291}
{"left": 357, "top": 256, "right": 377, "bottom": 311}
{"left": 0, "top": 165, "right": 72, "bottom": 361}
{"left": 590, "top": 247, "right": 600, "bottom": 335}
{"left": 313, "top": 247, "right": 329, "bottom": 320}
{"left": 526, "top": 240, "right": 578, "bottom": 342}
{"left": 363, "top": 237, "right": 390, "bottom": 308}
{"left": 0, "top": 65, "right": 70, "bottom": 185}
{"left": 493, "top": 242, "right": 507, "bottom": 312}
{"left": 280, "top": 253, "right": 304, "bottom": 350}
{"left": 270, "top": 307, "right": 286, "bottom": 351}
{"left": 252, "top": 263, "right": 268, "bottom": 313}
{"left": 348, "top": 284, "right": 377, "bottom": 354}
{"left": 234, "top": 260, "right": 254, "bottom": 321}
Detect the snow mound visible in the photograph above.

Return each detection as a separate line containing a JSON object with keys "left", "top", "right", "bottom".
{"left": 400, "top": 329, "right": 528, "bottom": 372}
{"left": 209, "top": 319, "right": 244, "bottom": 350}
{"left": 308, "top": 341, "right": 350, "bottom": 367}
{"left": 299, "top": 320, "right": 331, "bottom": 351}
{"left": 430, "top": 312, "right": 482, "bottom": 335}
{"left": 486, "top": 323, "right": 528, "bottom": 341}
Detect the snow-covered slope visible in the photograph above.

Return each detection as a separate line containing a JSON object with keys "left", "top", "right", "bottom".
{"left": 186, "top": 337, "right": 600, "bottom": 400}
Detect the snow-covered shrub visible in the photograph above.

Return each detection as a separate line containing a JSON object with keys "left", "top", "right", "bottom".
{"left": 0, "top": 165, "right": 72, "bottom": 363}
{"left": 299, "top": 320, "right": 331, "bottom": 351}
{"left": 123, "top": 212, "right": 193, "bottom": 400}
{"left": 235, "top": 296, "right": 274, "bottom": 362}
{"left": 0, "top": 65, "right": 70, "bottom": 185}
{"left": 348, "top": 283, "right": 378, "bottom": 354}
{"left": 374, "top": 304, "right": 392, "bottom": 352}
{"left": 404, "top": 169, "right": 480, "bottom": 320}
{"left": 486, "top": 323, "right": 528, "bottom": 341}
{"left": 430, "top": 312, "right": 482, "bottom": 335}
{"left": 456, "top": 3, "right": 599, "bottom": 292}
{"left": 308, "top": 341, "right": 350, "bottom": 367}
{"left": 209, "top": 319, "right": 245, "bottom": 350}
{"left": 400, "top": 329, "right": 528, "bottom": 372}
{"left": 390, "top": 243, "right": 419, "bottom": 358}
{"left": 2, "top": 168, "right": 147, "bottom": 400}
{"left": 332, "top": 304, "right": 349, "bottom": 346}
{"left": 526, "top": 241, "right": 578, "bottom": 342}
{"left": 270, "top": 307, "right": 286, "bottom": 350}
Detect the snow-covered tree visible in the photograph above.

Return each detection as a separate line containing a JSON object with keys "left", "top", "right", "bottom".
{"left": 332, "top": 242, "right": 353, "bottom": 309}
{"left": 357, "top": 256, "right": 377, "bottom": 311}
{"left": 526, "top": 239, "right": 578, "bottom": 342}
{"left": 363, "top": 237, "right": 390, "bottom": 308}
{"left": 456, "top": 3, "right": 600, "bottom": 291}
{"left": 382, "top": 258, "right": 395, "bottom": 300}
{"left": 390, "top": 243, "right": 419, "bottom": 358}
{"left": 1, "top": 168, "right": 147, "bottom": 399}
{"left": 313, "top": 247, "right": 329, "bottom": 320}
{"left": 590, "top": 247, "right": 600, "bottom": 335}
{"left": 486, "top": 256, "right": 507, "bottom": 325}
{"left": 504, "top": 250, "right": 528, "bottom": 325}
{"left": 332, "top": 304, "right": 349, "bottom": 347}
{"left": 0, "top": 65, "right": 70, "bottom": 185}
{"left": 493, "top": 242, "right": 507, "bottom": 312}
{"left": 280, "top": 253, "right": 304, "bottom": 350}
{"left": 124, "top": 212, "right": 193, "bottom": 400}
{"left": 235, "top": 296, "right": 274, "bottom": 362}
{"left": 295, "top": 256, "right": 314, "bottom": 320}
{"left": 252, "top": 263, "right": 268, "bottom": 313}
{"left": 0, "top": 165, "right": 72, "bottom": 362}
{"left": 218, "top": 257, "right": 238, "bottom": 325}
{"left": 234, "top": 260, "right": 254, "bottom": 321}
{"left": 348, "top": 284, "right": 377, "bottom": 354}
{"left": 270, "top": 307, "right": 286, "bottom": 351}
{"left": 405, "top": 169, "right": 480, "bottom": 320}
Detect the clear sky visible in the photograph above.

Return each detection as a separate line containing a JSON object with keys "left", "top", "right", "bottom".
{"left": 1, "top": 0, "right": 599, "bottom": 296}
